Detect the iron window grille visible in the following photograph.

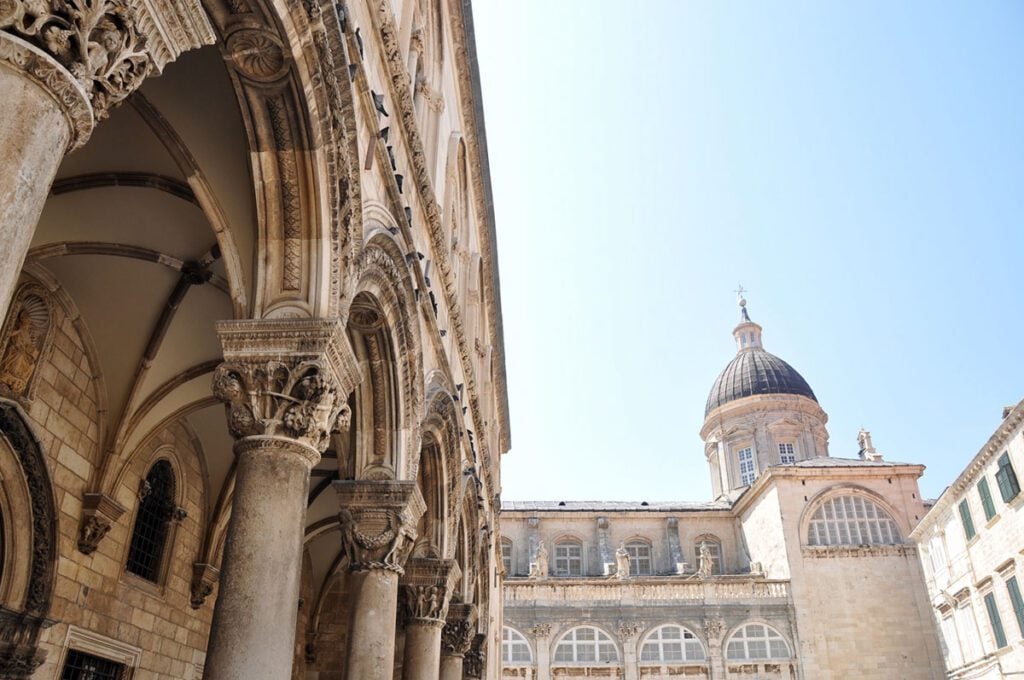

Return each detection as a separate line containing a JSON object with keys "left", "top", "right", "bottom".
{"left": 126, "top": 460, "right": 176, "bottom": 582}
{"left": 61, "top": 650, "right": 126, "bottom": 680}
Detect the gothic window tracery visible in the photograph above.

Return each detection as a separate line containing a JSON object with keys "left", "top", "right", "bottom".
{"left": 806, "top": 494, "right": 901, "bottom": 547}
{"left": 126, "top": 460, "right": 176, "bottom": 583}
{"left": 725, "top": 624, "right": 790, "bottom": 661}
{"left": 553, "top": 626, "right": 618, "bottom": 664}
{"left": 639, "top": 625, "right": 706, "bottom": 663}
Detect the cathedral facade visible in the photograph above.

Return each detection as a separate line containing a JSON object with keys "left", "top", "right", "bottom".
{"left": 500, "top": 300, "right": 946, "bottom": 680}
{"left": 0, "top": 0, "right": 508, "bottom": 679}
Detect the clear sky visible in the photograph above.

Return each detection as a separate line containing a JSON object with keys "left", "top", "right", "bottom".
{"left": 472, "top": 1, "right": 1024, "bottom": 502}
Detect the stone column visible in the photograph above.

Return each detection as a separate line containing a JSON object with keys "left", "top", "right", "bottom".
{"left": 400, "top": 559, "right": 461, "bottom": 680}
{"left": 204, "top": 319, "right": 359, "bottom": 680}
{"left": 336, "top": 480, "right": 426, "bottom": 680}
{"left": 0, "top": 1, "right": 213, "bottom": 323}
{"left": 529, "top": 624, "right": 552, "bottom": 680}
{"left": 439, "top": 603, "right": 477, "bottom": 680}
{"left": 704, "top": 618, "right": 726, "bottom": 680}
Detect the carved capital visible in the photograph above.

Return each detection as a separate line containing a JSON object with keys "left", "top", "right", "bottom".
{"left": 703, "top": 618, "right": 725, "bottom": 642}
{"left": 0, "top": 0, "right": 212, "bottom": 149}
{"left": 529, "top": 623, "right": 551, "bottom": 639}
{"left": 213, "top": 319, "right": 360, "bottom": 457}
{"left": 617, "top": 621, "right": 642, "bottom": 641}
{"left": 77, "top": 492, "right": 126, "bottom": 555}
{"left": 334, "top": 480, "right": 425, "bottom": 574}
{"left": 441, "top": 603, "right": 477, "bottom": 658}
{"left": 189, "top": 562, "right": 219, "bottom": 609}
{"left": 0, "top": 608, "right": 55, "bottom": 679}
{"left": 399, "top": 558, "right": 461, "bottom": 627}
{"left": 463, "top": 633, "right": 486, "bottom": 678}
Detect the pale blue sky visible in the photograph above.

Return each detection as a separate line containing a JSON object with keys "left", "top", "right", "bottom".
{"left": 473, "top": 1, "right": 1024, "bottom": 502}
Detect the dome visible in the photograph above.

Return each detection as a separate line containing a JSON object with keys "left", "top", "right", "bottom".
{"left": 705, "top": 348, "right": 817, "bottom": 416}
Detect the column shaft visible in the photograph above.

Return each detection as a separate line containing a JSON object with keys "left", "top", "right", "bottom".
{"left": 0, "top": 40, "right": 78, "bottom": 323}
{"left": 438, "top": 654, "right": 462, "bottom": 680}
{"left": 204, "top": 438, "right": 316, "bottom": 680}
{"left": 403, "top": 622, "right": 443, "bottom": 680}
{"left": 346, "top": 569, "right": 401, "bottom": 680}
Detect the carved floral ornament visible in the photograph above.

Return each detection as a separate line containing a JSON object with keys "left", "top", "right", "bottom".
{"left": 441, "top": 603, "right": 477, "bottom": 657}
{"left": 0, "top": 0, "right": 149, "bottom": 135}
{"left": 212, "top": 360, "right": 350, "bottom": 455}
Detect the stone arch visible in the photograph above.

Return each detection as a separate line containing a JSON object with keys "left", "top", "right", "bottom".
{"left": 0, "top": 400, "right": 59, "bottom": 674}
{"left": 201, "top": 0, "right": 362, "bottom": 319}
{"left": 422, "top": 383, "right": 462, "bottom": 553}
{"left": 344, "top": 235, "right": 424, "bottom": 480}
{"left": 799, "top": 484, "right": 905, "bottom": 546}
{"left": 637, "top": 623, "right": 708, "bottom": 664}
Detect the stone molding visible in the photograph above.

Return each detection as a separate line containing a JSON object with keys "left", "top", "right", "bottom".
{"left": 76, "top": 492, "right": 126, "bottom": 555}
{"left": 399, "top": 557, "right": 461, "bottom": 627}
{"left": 441, "top": 602, "right": 477, "bottom": 657}
{"left": 213, "top": 319, "right": 360, "bottom": 456}
{"left": 0, "top": 608, "right": 55, "bottom": 679}
{"left": 801, "top": 544, "right": 918, "bottom": 559}
{"left": 335, "top": 480, "right": 425, "bottom": 574}
{"left": 504, "top": 578, "right": 790, "bottom": 604}
{"left": 189, "top": 562, "right": 219, "bottom": 609}
{"left": 0, "top": 0, "right": 212, "bottom": 149}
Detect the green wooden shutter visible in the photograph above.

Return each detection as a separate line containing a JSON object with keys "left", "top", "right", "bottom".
{"left": 959, "top": 499, "right": 976, "bottom": 540}
{"left": 1006, "top": 576, "right": 1024, "bottom": 637}
{"left": 985, "top": 592, "right": 1008, "bottom": 648}
{"left": 978, "top": 478, "right": 996, "bottom": 520}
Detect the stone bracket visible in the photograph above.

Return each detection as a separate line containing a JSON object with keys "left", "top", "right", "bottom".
{"left": 189, "top": 562, "right": 220, "bottom": 609}
{"left": 0, "top": 607, "right": 57, "bottom": 680}
{"left": 77, "top": 492, "right": 127, "bottom": 555}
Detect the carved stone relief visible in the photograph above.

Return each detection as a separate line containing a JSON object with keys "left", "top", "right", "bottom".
{"left": 0, "top": 292, "right": 49, "bottom": 399}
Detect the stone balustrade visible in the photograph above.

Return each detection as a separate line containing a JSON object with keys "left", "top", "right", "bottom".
{"left": 503, "top": 577, "right": 790, "bottom": 604}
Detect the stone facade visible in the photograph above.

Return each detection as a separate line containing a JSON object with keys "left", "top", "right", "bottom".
{"left": 0, "top": 0, "right": 508, "bottom": 678}
{"left": 500, "top": 301, "right": 945, "bottom": 680}
{"left": 912, "top": 401, "right": 1024, "bottom": 679}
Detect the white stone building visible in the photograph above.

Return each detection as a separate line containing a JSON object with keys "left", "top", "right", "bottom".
{"left": 500, "top": 298, "right": 945, "bottom": 680}
{"left": 913, "top": 401, "right": 1024, "bottom": 679}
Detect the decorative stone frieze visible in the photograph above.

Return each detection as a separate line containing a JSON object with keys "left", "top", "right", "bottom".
{"left": 441, "top": 603, "right": 477, "bottom": 658}
{"left": 76, "top": 492, "right": 126, "bottom": 555}
{"left": 189, "top": 562, "right": 219, "bottom": 609}
{"left": 334, "top": 480, "right": 425, "bottom": 574}
{"left": 399, "top": 558, "right": 461, "bottom": 626}
{"left": 0, "top": 0, "right": 212, "bottom": 148}
{"left": 213, "top": 318, "right": 360, "bottom": 458}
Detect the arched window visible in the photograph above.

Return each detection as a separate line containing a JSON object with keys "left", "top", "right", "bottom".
{"left": 640, "top": 625, "right": 706, "bottom": 663}
{"left": 625, "top": 539, "right": 652, "bottom": 576}
{"left": 694, "top": 535, "right": 722, "bottom": 575}
{"left": 726, "top": 624, "right": 791, "bottom": 661}
{"left": 807, "top": 494, "right": 901, "bottom": 546}
{"left": 501, "top": 538, "right": 513, "bottom": 576}
{"left": 554, "top": 538, "right": 583, "bottom": 577}
{"left": 502, "top": 627, "right": 532, "bottom": 664}
{"left": 126, "top": 460, "right": 176, "bottom": 582}
{"left": 553, "top": 627, "right": 618, "bottom": 663}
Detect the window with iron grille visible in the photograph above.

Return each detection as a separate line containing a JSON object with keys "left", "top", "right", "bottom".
{"left": 126, "top": 460, "right": 176, "bottom": 582}
{"left": 60, "top": 650, "right": 126, "bottom": 680}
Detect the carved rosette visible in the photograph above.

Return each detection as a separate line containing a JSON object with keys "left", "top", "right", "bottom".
{"left": 399, "top": 558, "right": 461, "bottom": 627}
{"left": 0, "top": 0, "right": 213, "bottom": 148}
{"left": 213, "top": 319, "right": 360, "bottom": 461}
{"left": 335, "top": 480, "right": 425, "bottom": 575}
{"left": 189, "top": 562, "right": 219, "bottom": 609}
{"left": 441, "top": 603, "right": 477, "bottom": 658}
